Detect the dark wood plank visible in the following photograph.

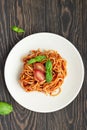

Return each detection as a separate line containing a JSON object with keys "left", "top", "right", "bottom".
{"left": 0, "top": 0, "right": 13, "bottom": 129}
{"left": 45, "top": 0, "right": 85, "bottom": 130}
{"left": 0, "top": 0, "right": 46, "bottom": 130}
{"left": 82, "top": 0, "right": 87, "bottom": 129}
{"left": 0, "top": 0, "right": 86, "bottom": 130}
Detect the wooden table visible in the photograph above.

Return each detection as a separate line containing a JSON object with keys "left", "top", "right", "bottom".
{"left": 0, "top": 0, "right": 86, "bottom": 130}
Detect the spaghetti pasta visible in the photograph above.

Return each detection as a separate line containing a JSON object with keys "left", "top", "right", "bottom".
{"left": 19, "top": 49, "right": 67, "bottom": 96}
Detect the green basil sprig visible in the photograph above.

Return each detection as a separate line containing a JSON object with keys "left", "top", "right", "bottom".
{"left": 11, "top": 26, "right": 25, "bottom": 33}
{"left": 0, "top": 102, "right": 13, "bottom": 115}
{"left": 28, "top": 55, "right": 46, "bottom": 64}
{"left": 45, "top": 60, "right": 53, "bottom": 82}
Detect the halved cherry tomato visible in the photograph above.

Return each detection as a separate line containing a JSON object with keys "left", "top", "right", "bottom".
{"left": 34, "top": 70, "right": 45, "bottom": 82}
{"left": 34, "top": 63, "right": 45, "bottom": 73}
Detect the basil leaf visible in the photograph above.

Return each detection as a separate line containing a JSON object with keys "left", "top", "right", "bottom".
{"left": 27, "top": 59, "right": 36, "bottom": 64}
{"left": 11, "top": 26, "right": 25, "bottom": 33}
{"left": 45, "top": 60, "right": 53, "bottom": 82}
{"left": 28, "top": 55, "right": 46, "bottom": 64}
{"left": 46, "top": 71, "right": 52, "bottom": 82}
{"left": 0, "top": 102, "right": 13, "bottom": 115}
{"left": 45, "top": 60, "right": 52, "bottom": 71}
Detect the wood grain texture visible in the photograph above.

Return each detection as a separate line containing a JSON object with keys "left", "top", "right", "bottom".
{"left": 82, "top": 0, "right": 87, "bottom": 129}
{"left": 0, "top": 0, "right": 86, "bottom": 130}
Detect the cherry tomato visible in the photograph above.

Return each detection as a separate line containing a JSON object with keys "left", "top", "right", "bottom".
{"left": 34, "top": 63, "right": 45, "bottom": 73}
{"left": 34, "top": 70, "right": 45, "bottom": 81}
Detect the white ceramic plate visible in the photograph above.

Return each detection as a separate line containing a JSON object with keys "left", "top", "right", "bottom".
{"left": 4, "top": 33, "right": 84, "bottom": 113}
